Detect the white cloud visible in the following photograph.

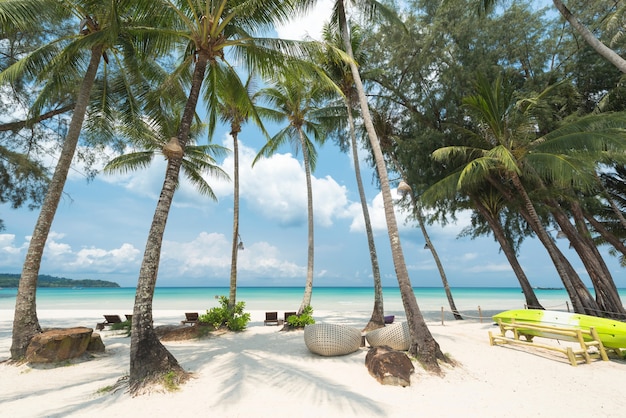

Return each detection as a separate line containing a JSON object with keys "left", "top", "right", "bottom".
{"left": 275, "top": 0, "right": 334, "bottom": 41}
{"left": 348, "top": 188, "right": 412, "bottom": 233}
{"left": 159, "top": 231, "right": 305, "bottom": 280}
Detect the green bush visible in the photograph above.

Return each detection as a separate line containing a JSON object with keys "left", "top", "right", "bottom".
{"left": 199, "top": 296, "right": 251, "bottom": 331}
{"left": 287, "top": 305, "right": 315, "bottom": 328}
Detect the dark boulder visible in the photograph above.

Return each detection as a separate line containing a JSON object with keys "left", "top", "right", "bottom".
{"left": 365, "top": 345, "right": 414, "bottom": 387}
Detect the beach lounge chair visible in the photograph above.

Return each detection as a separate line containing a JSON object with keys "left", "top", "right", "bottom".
{"left": 96, "top": 315, "right": 123, "bottom": 331}
{"left": 181, "top": 312, "right": 199, "bottom": 325}
{"left": 264, "top": 311, "right": 281, "bottom": 326}
{"left": 284, "top": 311, "right": 297, "bottom": 323}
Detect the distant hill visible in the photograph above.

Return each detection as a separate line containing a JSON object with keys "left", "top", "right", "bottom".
{"left": 0, "top": 273, "right": 120, "bottom": 288}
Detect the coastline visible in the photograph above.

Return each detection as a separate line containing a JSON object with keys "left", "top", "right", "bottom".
{"left": 1, "top": 309, "right": 625, "bottom": 417}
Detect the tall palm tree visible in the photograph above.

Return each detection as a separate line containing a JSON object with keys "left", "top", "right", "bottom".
{"left": 125, "top": 0, "right": 309, "bottom": 392}
{"left": 431, "top": 74, "right": 626, "bottom": 317}
{"left": 254, "top": 74, "right": 330, "bottom": 315}
{"left": 368, "top": 106, "right": 464, "bottom": 320}
{"left": 0, "top": 0, "right": 146, "bottom": 359}
{"left": 330, "top": 0, "right": 450, "bottom": 370}
{"left": 210, "top": 73, "right": 266, "bottom": 310}
{"left": 318, "top": 23, "right": 385, "bottom": 331}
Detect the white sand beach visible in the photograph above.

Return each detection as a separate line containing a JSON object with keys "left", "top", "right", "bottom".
{"left": 1, "top": 309, "right": 625, "bottom": 418}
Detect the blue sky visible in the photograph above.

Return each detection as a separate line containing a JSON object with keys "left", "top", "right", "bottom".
{"left": 0, "top": 2, "right": 624, "bottom": 289}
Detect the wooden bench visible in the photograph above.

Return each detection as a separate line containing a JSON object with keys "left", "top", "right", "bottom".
{"left": 489, "top": 318, "right": 609, "bottom": 366}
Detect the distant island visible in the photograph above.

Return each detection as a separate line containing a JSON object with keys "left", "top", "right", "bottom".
{"left": 0, "top": 273, "right": 120, "bottom": 288}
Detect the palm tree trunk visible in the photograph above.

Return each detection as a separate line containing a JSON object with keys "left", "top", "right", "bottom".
{"left": 298, "top": 129, "right": 315, "bottom": 314}
{"left": 567, "top": 201, "right": 625, "bottom": 318}
{"left": 128, "top": 51, "right": 211, "bottom": 392}
{"left": 345, "top": 97, "right": 384, "bottom": 331}
{"left": 10, "top": 46, "right": 103, "bottom": 360}
{"left": 503, "top": 173, "right": 598, "bottom": 314}
{"left": 473, "top": 197, "right": 544, "bottom": 309}
{"left": 337, "top": 0, "right": 448, "bottom": 371}
{"left": 584, "top": 212, "right": 626, "bottom": 258}
{"left": 391, "top": 151, "right": 462, "bottom": 321}
{"left": 416, "top": 209, "right": 463, "bottom": 319}
{"left": 228, "top": 128, "right": 241, "bottom": 310}
{"left": 552, "top": 0, "right": 626, "bottom": 73}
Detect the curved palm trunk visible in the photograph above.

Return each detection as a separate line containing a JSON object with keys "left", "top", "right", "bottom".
{"left": 345, "top": 98, "right": 384, "bottom": 331}
{"left": 298, "top": 129, "right": 315, "bottom": 314}
{"left": 128, "top": 52, "right": 211, "bottom": 392}
{"left": 554, "top": 200, "right": 626, "bottom": 319}
{"left": 391, "top": 153, "right": 462, "bottom": 320}
{"left": 503, "top": 174, "right": 598, "bottom": 314}
{"left": 552, "top": 0, "right": 626, "bottom": 73}
{"left": 416, "top": 209, "right": 463, "bottom": 319}
{"left": 337, "top": 0, "right": 448, "bottom": 371}
{"left": 228, "top": 128, "right": 241, "bottom": 310}
{"left": 473, "top": 198, "right": 543, "bottom": 309}
{"left": 584, "top": 212, "right": 626, "bottom": 258}
{"left": 11, "top": 46, "right": 103, "bottom": 359}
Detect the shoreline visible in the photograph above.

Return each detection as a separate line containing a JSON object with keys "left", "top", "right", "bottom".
{"left": 1, "top": 309, "right": 626, "bottom": 417}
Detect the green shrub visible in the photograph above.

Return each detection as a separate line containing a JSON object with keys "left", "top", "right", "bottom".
{"left": 287, "top": 305, "right": 315, "bottom": 328}
{"left": 199, "top": 296, "right": 251, "bottom": 331}
{"left": 110, "top": 320, "right": 131, "bottom": 331}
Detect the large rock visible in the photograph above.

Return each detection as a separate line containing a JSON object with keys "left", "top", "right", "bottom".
{"left": 26, "top": 327, "right": 94, "bottom": 363}
{"left": 87, "top": 333, "right": 106, "bottom": 353}
{"left": 365, "top": 345, "right": 415, "bottom": 387}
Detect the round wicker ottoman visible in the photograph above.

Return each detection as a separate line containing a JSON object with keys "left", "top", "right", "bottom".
{"left": 365, "top": 321, "right": 410, "bottom": 351}
{"left": 304, "top": 323, "right": 362, "bottom": 356}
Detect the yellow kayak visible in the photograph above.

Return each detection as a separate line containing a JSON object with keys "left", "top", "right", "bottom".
{"left": 492, "top": 309, "right": 626, "bottom": 349}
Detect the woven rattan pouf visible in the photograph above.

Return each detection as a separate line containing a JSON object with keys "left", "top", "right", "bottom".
{"left": 365, "top": 321, "right": 410, "bottom": 351}
{"left": 304, "top": 323, "right": 362, "bottom": 356}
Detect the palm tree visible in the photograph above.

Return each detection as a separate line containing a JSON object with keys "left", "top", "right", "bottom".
{"left": 0, "top": 0, "right": 147, "bottom": 359}
{"left": 368, "top": 106, "right": 464, "bottom": 320}
{"left": 431, "top": 74, "right": 626, "bottom": 317}
{"left": 254, "top": 74, "right": 330, "bottom": 315}
{"left": 210, "top": 73, "right": 266, "bottom": 310}
{"left": 125, "top": 0, "right": 309, "bottom": 392}
{"left": 330, "top": 0, "right": 450, "bottom": 370}
{"left": 318, "top": 23, "right": 385, "bottom": 331}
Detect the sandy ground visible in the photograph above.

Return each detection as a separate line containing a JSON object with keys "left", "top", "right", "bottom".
{"left": 1, "top": 309, "right": 625, "bottom": 418}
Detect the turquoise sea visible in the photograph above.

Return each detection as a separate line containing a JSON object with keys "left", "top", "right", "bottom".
{"left": 2, "top": 287, "right": 625, "bottom": 321}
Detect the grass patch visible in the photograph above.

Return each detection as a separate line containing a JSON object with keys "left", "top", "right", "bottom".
{"left": 96, "top": 385, "right": 115, "bottom": 395}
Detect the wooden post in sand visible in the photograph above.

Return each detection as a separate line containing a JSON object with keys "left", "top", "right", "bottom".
{"left": 478, "top": 306, "right": 483, "bottom": 323}
{"left": 441, "top": 307, "right": 444, "bottom": 325}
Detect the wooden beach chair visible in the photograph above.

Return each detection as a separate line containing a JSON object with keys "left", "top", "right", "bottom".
{"left": 284, "top": 311, "right": 297, "bottom": 323}
{"left": 264, "top": 312, "right": 281, "bottom": 326}
{"left": 96, "top": 314, "right": 123, "bottom": 331}
{"left": 181, "top": 312, "right": 199, "bottom": 325}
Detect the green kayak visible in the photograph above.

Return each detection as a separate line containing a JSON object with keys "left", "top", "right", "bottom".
{"left": 492, "top": 309, "right": 626, "bottom": 349}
